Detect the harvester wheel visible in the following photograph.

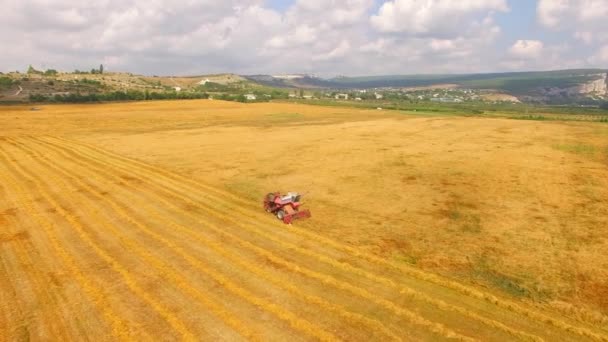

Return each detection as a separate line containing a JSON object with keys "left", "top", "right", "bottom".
{"left": 276, "top": 210, "right": 285, "bottom": 221}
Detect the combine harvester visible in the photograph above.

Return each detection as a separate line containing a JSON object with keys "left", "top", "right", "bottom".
{"left": 264, "top": 192, "right": 311, "bottom": 224}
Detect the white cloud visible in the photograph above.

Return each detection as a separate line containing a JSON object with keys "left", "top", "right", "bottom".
{"left": 589, "top": 45, "right": 608, "bottom": 64}
{"left": 312, "top": 40, "right": 351, "bottom": 61}
{"left": 288, "top": 0, "right": 374, "bottom": 27}
{"left": 370, "top": 0, "right": 508, "bottom": 37}
{"left": 538, "top": 0, "right": 608, "bottom": 44}
{"left": 0, "top": 0, "right": 602, "bottom": 76}
{"left": 509, "top": 40, "right": 544, "bottom": 59}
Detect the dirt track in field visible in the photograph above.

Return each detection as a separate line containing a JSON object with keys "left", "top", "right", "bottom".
{"left": 1, "top": 100, "right": 608, "bottom": 340}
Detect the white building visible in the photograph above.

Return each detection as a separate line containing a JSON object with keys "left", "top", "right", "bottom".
{"left": 335, "top": 93, "right": 349, "bottom": 100}
{"left": 245, "top": 94, "right": 257, "bottom": 101}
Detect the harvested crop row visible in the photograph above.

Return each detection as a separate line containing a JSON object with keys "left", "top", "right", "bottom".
{"left": 30, "top": 138, "right": 405, "bottom": 340}
{"left": 0, "top": 146, "right": 135, "bottom": 341}
{"left": 1, "top": 142, "right": 198, "bottom": 340}
{"left": 15, "top": 138, "right": 337, "bottom": 342}
{"left": 37, "top": 136, "right": 550, "bottom": 340}
{"left": 10, "top": 138, "right": 260, "bottom": 341}
{"left": 0, "top": 189, "right": 71, "bottom": 339}
{"left": 41, "top": 136, "right": 608, "bottom": 341}
{"left": 35, "top": 137, "right": 473, "bottom": 341}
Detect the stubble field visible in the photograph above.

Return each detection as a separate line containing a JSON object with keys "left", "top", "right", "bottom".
{"left": 0, "top": 100, "right": 607, "bottom": 340}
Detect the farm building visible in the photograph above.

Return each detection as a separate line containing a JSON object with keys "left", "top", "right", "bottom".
{"left": 335, "top": 93, "right": 349, "bottom": 100}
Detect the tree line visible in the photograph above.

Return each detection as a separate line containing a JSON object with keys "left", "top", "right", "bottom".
{"left": 29, "top": 90, "right": 210, "bottom": 103}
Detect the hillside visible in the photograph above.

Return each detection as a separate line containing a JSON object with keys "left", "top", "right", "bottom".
{"left": 246, "top": 69, "right": 608, "bottom": 103}
{"left": 0, "top": 71, "right": 255, "bottom": 103}
{"left": 2, "top": 69, "right": 608, "bottom": 105}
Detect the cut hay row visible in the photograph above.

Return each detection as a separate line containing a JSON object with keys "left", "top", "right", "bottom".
{"left": 0, "top": 183, "right": 77, "bottom": 339}
{"left": 235, "top": 224, "right": 543, "bottom": 341}
{"left": 284, "top": 225, "right": 608, "bottom": 341}
{"left": 3, "top": 142, "right": 197, "bottom": 339}
{"left": 0, "top": 193, "right": 67, "bottom": 339}
{"left": 41, "top": 136, "right": 608, "bottom": 341}
{"left": 9, "top": 139, "right": 260, "bottom": 341}
{"left": 37, "top": 137, "right": 475, "bottom": 341}
{"left": 0, "top": 146, "right": 136, "bottom": 341}
{"left": 142, "top": 169, "right": 534, "bottom": 341}
{"left": 13, "top": 138, "right": 338, "bottom": 342}
{"left": 28, "top": 139, "right": 403, "bottom": 341}
{"left": 37, "top": 137, "right": 554, "bottom": 340}
{"left": 144, "top": 206, "right": 406, "bottom": 342}
{"left": 0, "top": 247, "right": 24, "bottom": 337}
{"left": 49, "top": 136, "right": 261, "bottom": 209}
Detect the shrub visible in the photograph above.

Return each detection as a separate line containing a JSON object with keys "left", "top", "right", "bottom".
{"left": 0, "top": 76, "right": 12, "bottom": 89}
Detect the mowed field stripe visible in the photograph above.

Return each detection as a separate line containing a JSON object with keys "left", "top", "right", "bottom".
{"left": 43, "top": 137, "right": 604, "bottom": 339}
{"left": 10, "top": 138, "right": 257, "bottom": 341}
{"left": 17, "top": 138, "right": 338, "bottom": 342}
{"left": 192, "top": 207, "right": 543, "bottom": 341}
{"left": 35, "top": 137, "right": 476, "bottom": 341}
{"left": 36, "top": 137, "right": 549, "bottom": 340}
{"left": 0, "top": 189, "right": 88, "bottom": 339}
{"left": 43, "top": 136, "right": 608, "bottom": 341}
{"left": 0, "top": 146, "right": 135, "bottom": 341}
{"left": 49, "top": 136, "right": 262, "bottom": 208}
{"left": 0, "top": 215, "right": 30, "bottom": 339}
{"left": 0, "top": 189, "right": 64, "bottom": 339}
{"left": 1, "top": 143, "right": 197, "bottom": 340}
{"left": 31, "top": 138, "right": 404, "bottom": 341}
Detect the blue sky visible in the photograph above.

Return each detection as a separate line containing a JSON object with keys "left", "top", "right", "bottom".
{"left": 1, "top": 0, "right": 607, "bottom": 76}
{"left": 266, "top": 0, "right": 295, "bottom": 12}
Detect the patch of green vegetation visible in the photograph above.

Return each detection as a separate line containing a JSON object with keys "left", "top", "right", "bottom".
{"left": 552, "top": 143, "right": 598, "bottom": 156}
{"left": 461, "top": 216, "right": 482, "bottom": 233}
{"left": 264, "top": 112, "right": 304, "bottom": 121}
{"left": 448, "top": 209, "right": 482, "bottom": 233}
{"left": 472, "top": 255, "right": 545, "bottom": 299}
{"left": 475, "top": 268, "right": 530, "bottom": 298}
{"left": 511, "top": 115, "right": 549, "bottom": 121}
{"left": 284, "top": 96, "right": 608, "bottom": 121}
{"left": 224, "top": 180, "right": 262, "bottom": 202}
{"left": 29, "top": 90, "right": 211, "bottom": 103}
{"left": 77, "top": 78, "right": 102, "bottom": 86}
{"left": 0, "top": 76, "right": 13, "bottom": 89}
{"left": 392, "top": 253, "right": 417, "bottom": 265}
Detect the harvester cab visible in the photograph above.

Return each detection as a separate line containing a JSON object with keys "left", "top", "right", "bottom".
{"left": 263, "top": 192, "right": 311, "bottom": 224}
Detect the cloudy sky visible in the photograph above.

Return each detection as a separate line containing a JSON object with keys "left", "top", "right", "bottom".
{"left": 1, "top": 0, "right": 607, "bottom": 76}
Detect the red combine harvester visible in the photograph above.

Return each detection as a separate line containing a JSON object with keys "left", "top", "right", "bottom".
{"left": 263, "top": 192, "right": 311, "bottom": 224}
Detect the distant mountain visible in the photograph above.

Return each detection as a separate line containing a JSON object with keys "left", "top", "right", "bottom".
{"left": 244, "top": 74, "right": 332, "bottom": 89}
{"left": 244, "top": 69, "right": 608, "bottom": 102}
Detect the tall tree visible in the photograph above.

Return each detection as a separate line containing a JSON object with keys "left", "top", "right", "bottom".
{"left": 99, "top": 64, "right": 104, "bottom": 74}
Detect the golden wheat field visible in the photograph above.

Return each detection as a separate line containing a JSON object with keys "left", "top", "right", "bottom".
{"left": 1, "top": 100, "right": 607, "bottom": 341}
